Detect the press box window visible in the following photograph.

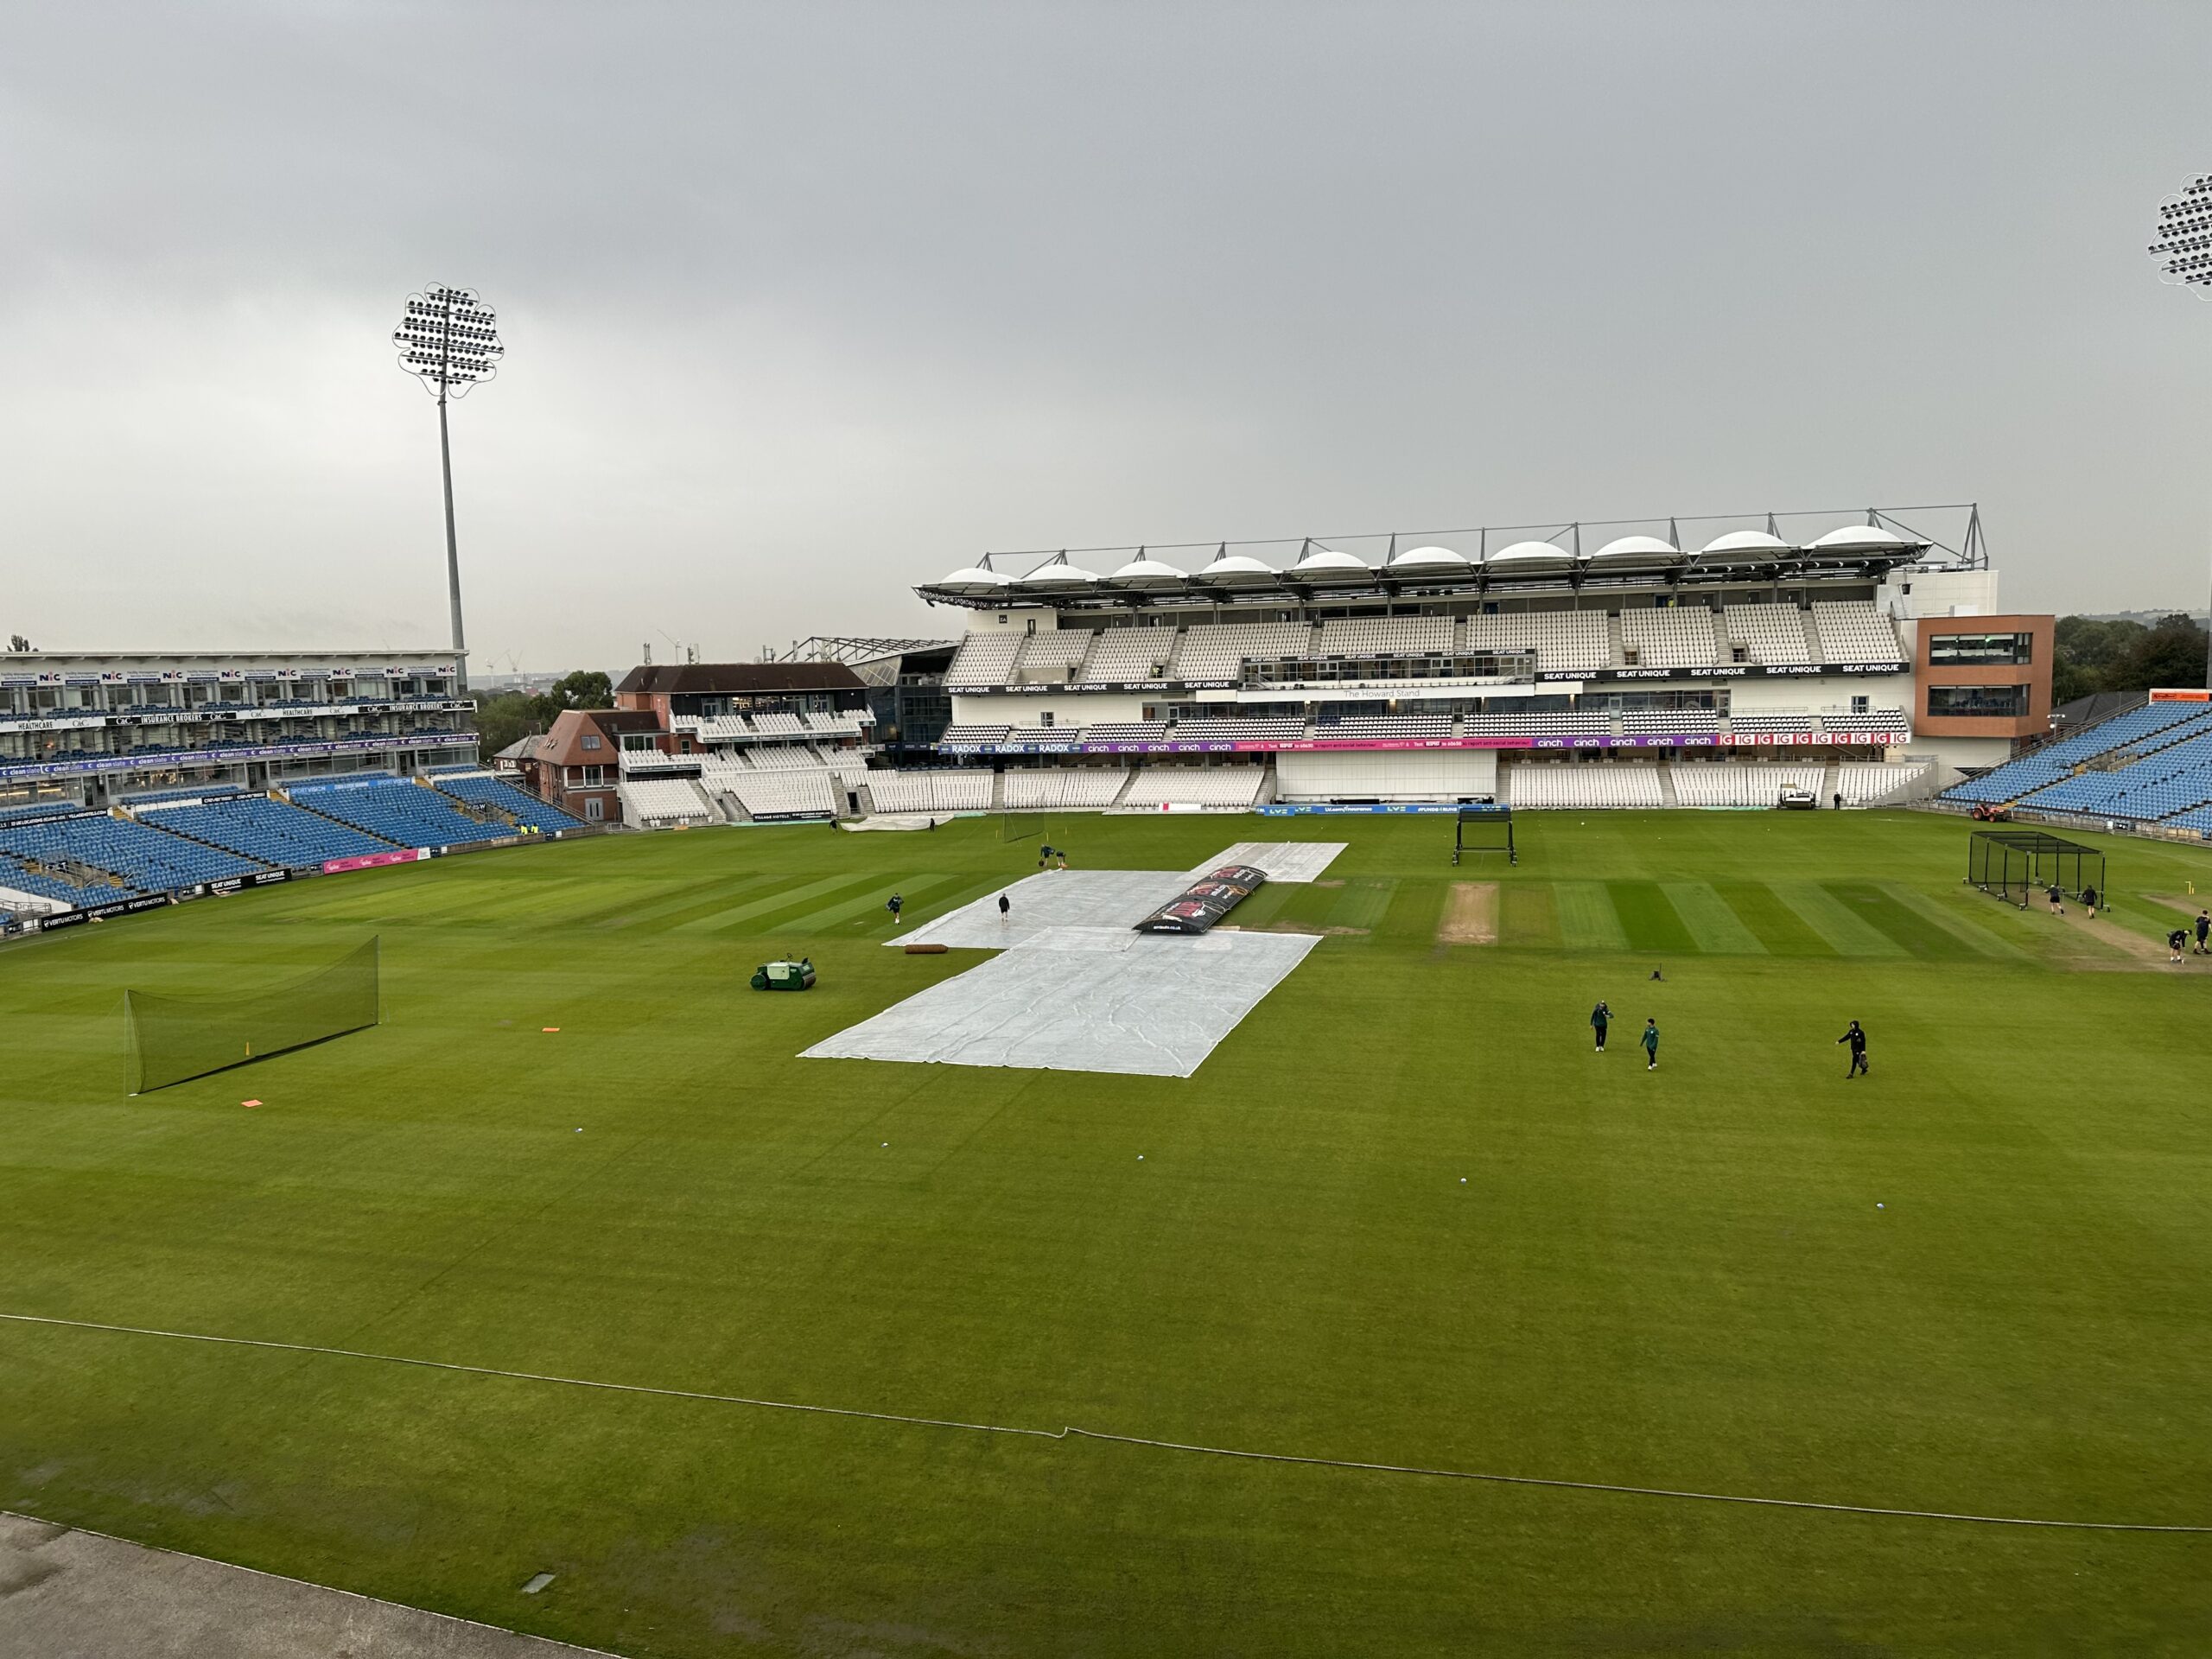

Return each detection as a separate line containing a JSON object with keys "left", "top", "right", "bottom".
{"left": 1928, "top": 684, "right": 2028, "bottom": 719}
{"left": 1929, "top": 632, "right": 2032, "bottom": 665}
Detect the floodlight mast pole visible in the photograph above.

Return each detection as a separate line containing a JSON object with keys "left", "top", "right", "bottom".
{"left": 2148, "top": 175, "right": 2212, "bottom": 688}
{"left": 393, "top": 283, "right": 504, "bottom": 694}
{"left": 438, "top": 370, "right": 465, "bottom": 668}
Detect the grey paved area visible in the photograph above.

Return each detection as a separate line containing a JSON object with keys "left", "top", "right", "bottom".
{"left": 0, "top": 1512, "right": 616, "bottom": 1659}
{"left": 1191, "top": 841, "right": 1347, "bottom": 881}
{"left": 815, "top": 924, "right": 1317, "bottom": 1077}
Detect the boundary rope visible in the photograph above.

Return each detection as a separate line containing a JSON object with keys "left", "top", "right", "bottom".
{"left": 3, "top": 1311, "right": 2204, "bottom": 1535}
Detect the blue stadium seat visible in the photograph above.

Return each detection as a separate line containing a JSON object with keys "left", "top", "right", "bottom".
{"left": 1942, "top": 701, "right": 2206, "bottom": 804}
{"left": 431, "top": 773, "right": 585, "bottom": 833}
{"left": 142, "top": 795, "right": 397, "bottom": 868}
{"left": 288, "top": 778, "right": 515, "bottom": 849}
{"left": 0, "top": 812, "right": 264, "bottom": 893}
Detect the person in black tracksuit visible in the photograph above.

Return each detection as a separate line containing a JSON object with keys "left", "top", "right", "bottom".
{"left": 1838, "top": 1019, "right": 1868, "bottom": 1077}
{"left": 1590, "top": 1000, "right": 1611, "bottom": 1052}
{"left": 2196, "top": 910, "right": 2209, "bottom": 956}
{"left": 886, "top": 891, "right": 903, "bottom": 927}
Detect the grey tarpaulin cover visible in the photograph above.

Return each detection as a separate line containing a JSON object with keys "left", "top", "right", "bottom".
{"left": 804, "top": 925, "right": 1317, "bottom": 1078}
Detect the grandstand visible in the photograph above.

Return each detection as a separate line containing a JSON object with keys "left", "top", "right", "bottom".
{"left": 1723, "top": 603, "right": 1815, "bottom": 665}
{"left": 907, "top": 508, "right": 2043, "bottom": 810}
{"left": 1620, "top": 607, "right": 1719, "bottom": 671}
{"left": 1077, "top": 627, "right": 1179, "bottom": 685}
{"left": 1941, "top": 699, "right": 2205, "bottom": 809}
{"left": 1120, "top": 766, "right": 1267, "bottom": 810}
{"left": 863, "top": 771, "right": 995, "bottom": 815}
{"left": 0, "top": 648, "right": 476, "bottom": 813}
{"left": 289, "top": 776, "right": 514, "bottom": 849}
{"left": 1671, "top": 763, "right": 1823, "bottom": 808}
{"left": 137, "top": 793, "right": 395, "bottom": 867}
{"left": 1001, "top": 769, "right": 1130, "bottom": 809}
{"left": 1508, "top": 763, "right": 1667, "bottom": 810}
{"left": 620, "top": 776, "right": 715, "bottom": 827}
{"left": 431, "top": 771, "right": 585, "bottom": 834}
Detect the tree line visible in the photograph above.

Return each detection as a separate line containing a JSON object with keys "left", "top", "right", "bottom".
{"left": 2052, "top": 614, "right": 2208, "bottom": 705}
{"left": 471, "top": 670, "right": 613, "bottom": 760}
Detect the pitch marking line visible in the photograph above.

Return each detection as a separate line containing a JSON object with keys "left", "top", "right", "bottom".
{"left": 2, "top": 1313, "right": 2204, "bottom": 1535}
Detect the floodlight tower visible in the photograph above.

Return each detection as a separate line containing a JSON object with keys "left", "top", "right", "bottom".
{"left": 2148, "top": 176, "right": 2212, "bottom": 688}
{"left": 393, "top": 284, "right": 505, "bottom": 683}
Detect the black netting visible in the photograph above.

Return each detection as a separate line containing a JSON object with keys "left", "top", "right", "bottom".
{"left": 125, "top": 937, "right": 379, "bottom": 1094}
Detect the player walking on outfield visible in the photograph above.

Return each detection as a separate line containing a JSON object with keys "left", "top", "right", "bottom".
{"left": 886, "top": 891, "right": 904, "bottom": 926}
{"left": 1837, "top": 1018, "right": 1869, "bottom": 1077}
{"left": 1641, "top": 1018, "right": 1659, "bottom": 1071}
{"left": 2081, "top": 883, "right": 2098, "bottom": 920}
{"left": 2195, "top": 910, "right": 2209, "bottom": 955}
{"left": 998, "top": 893, "right": 1011, "bottom": 922}
{"left": 1590, "top": 1000, "right": 1611, "bottom": 1052}
{"left": 2047, "top": 881, "right": 2064, "bottom": 916}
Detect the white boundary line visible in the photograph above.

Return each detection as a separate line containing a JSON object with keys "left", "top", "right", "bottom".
{"left": 3, "top": 1311, "right": 2206, "bottom": 1535}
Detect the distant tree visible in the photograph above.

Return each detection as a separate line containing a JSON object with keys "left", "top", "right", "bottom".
{"left": 547, "top": 670, "right": 613, "bottom": 710}
{"left": 472, "top": 691, "right": 540, "bottom": 760}
{"left": 2109, "top": 613, "right": 2209, "bottom": 695}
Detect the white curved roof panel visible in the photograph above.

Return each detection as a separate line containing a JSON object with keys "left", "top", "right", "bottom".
{"left": 1197, "top": 553, "right": 1276, "bottom": 581}
{"left": 1017, "top": 561, "right": 1102, "bottom": 587}
{"left": 1107, "top": 557, "right": 1186, "bottom": 586}
{"left": 936, "top": 565, "right": 1011, "bottom": 592}
{"left": 1698, "top": 530, "right": 1790, "bottom": 556}
{"left": 1389, "top": 544, "right": 1474, "bottom": 570}
{"left": 1809, "top": 524, "right": 1914, "bottom": 550}
{"left": 1289, "top": 548, "right": 1371, "bottom": 579}
{"left": 1487, "top": 539, "right": 1573, "bottom": 564}
{"left": 1591, "top": 534, "right": 1681, "bottom": 561}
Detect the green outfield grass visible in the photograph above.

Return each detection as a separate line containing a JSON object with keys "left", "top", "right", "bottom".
{"left": 3, "top": 809, "right": 2209, "bottom": 1656}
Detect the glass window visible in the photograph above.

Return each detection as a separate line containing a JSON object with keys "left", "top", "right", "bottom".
{"left": 582, "top": 733, "right": 601, "bottom": 750}
{"left": 1929, "top": 632, "right": 2032, "bottom": 665}
{"left": 1927, "top": 684, "right": 2028, "bottom": 718}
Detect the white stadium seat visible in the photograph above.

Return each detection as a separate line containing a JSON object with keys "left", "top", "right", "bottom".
{"left": 1506, "top": 764, "right": 1665, "bottom": 809}
{"left": 1463, "top": 611, "right": 1611, "bottom": 676}
{"left": 1723, "top": 604, "right": 1813, "bottom": 666}
{"left": 1669, "top": 764, "right": 1823, "bottom": 807}
{"left": 1810, "top": 602, "right": 1904, "bottom": 664}
{"left": 1620, "top": 607, "right": 1720, "bottom": 671}
{"left": 1119, "top": 767, "right": 1265, "bottom": 810}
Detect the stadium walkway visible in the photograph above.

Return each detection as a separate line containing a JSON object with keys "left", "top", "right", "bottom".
{"left": 0, "top": 1512, "right": 620, "bottom": 1658}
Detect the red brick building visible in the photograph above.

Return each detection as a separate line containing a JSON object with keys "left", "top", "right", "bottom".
{"left": 514, "top": 708, "right": 666, "bottom": 824}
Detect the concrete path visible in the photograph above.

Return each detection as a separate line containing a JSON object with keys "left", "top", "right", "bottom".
{"left": 0, "top": 1512, "right": 617, "bottom": 1659}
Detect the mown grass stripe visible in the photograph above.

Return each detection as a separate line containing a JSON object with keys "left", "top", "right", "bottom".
{"left": 1606, "top": 881, "right": 1698, "bottom": 954}
{"left": 1876, "top": 882, "right": 2031, "bottom": 961}
{"left": 1713, "top": 880, "right": 1834, "bottom": 957}
{"left": 1824, "top": 881, "right": 1980, "bottom": 962}
{"left": 678, "top": 874, "right": 866, "bottom": 936}
{"left": 1501, "top": 881, "right": 1561, "bottom": 947}
{"left": 1660, "top": 881, "right": 1767, "bottom": 955}
{"left": 727, "top": 875, "right": 889, "bottom": 938}
{"left": 1771, "top": 880, "right": 1907, "bottom": 957}
{"left": 1554, "top": 881, "right": 1629, "bottom": 950}
{"left": 785, "top": 874, "right": 966, "bottom": 936}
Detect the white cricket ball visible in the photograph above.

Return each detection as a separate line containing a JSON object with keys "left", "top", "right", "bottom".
{"left": 1877, "top": 1203, "right": 1885, "bottom": 1209}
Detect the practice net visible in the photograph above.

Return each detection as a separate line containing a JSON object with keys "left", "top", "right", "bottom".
{"left": 125, "top": 936, "right": 381, "bottom": 1095}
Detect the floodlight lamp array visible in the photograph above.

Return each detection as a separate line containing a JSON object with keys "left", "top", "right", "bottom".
{"left": 392, "top": 283, "right": 505, "bottom": 391}
{"left": 2149, "top": 175, "right": 2212, "bottom": 294}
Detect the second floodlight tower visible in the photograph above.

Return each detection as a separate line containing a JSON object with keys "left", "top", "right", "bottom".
{"left": 393, "top": 284, "right": 505, "bottom": 678}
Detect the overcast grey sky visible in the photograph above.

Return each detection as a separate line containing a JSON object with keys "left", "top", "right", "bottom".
{"left": 3, "top": 2, "right": 2209, "bottom": 670}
